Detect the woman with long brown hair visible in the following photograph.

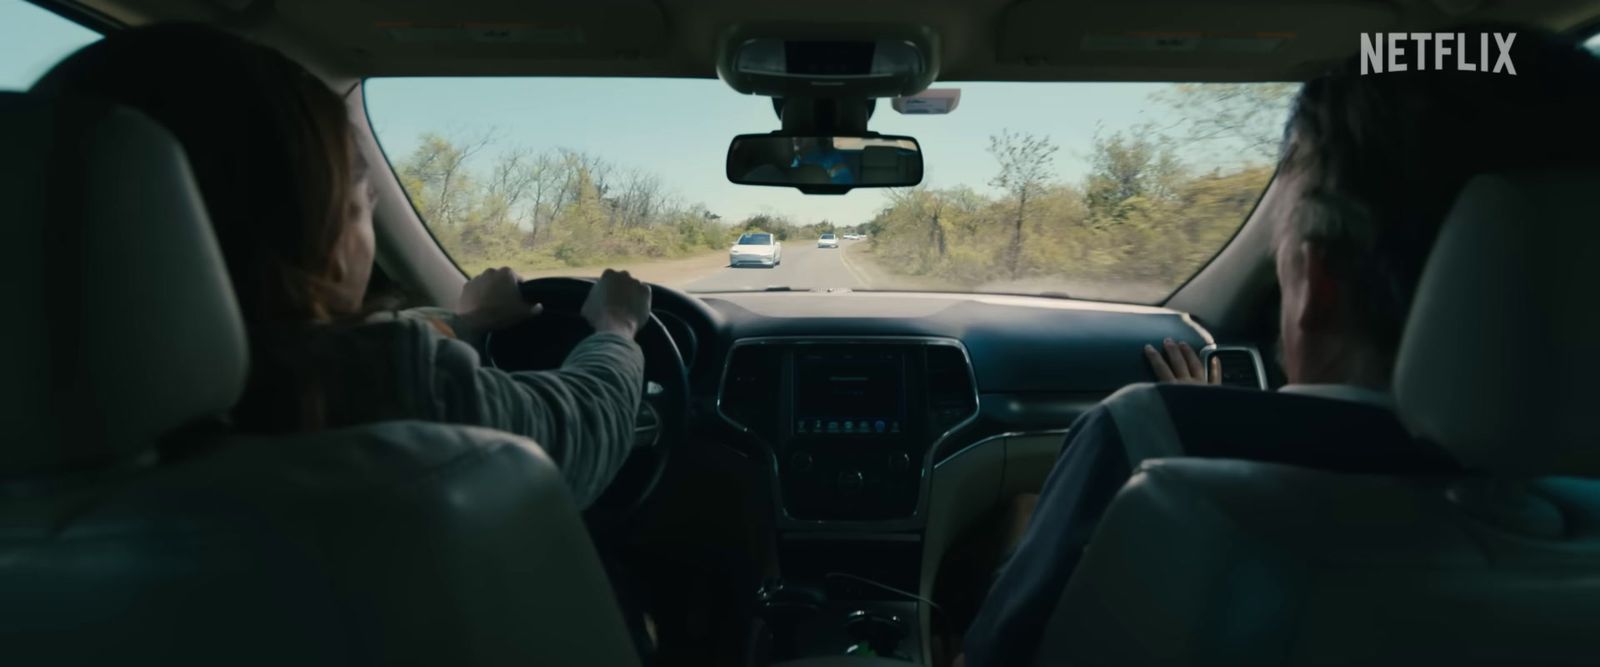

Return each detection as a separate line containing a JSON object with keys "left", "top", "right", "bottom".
{"left": 34, "top": 23, "right": 651, "bottom": 509}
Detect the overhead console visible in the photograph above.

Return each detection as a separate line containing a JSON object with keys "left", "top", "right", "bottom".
{"left": 715, "top": 23, "right": 940, "bottom": 99}
{"left": 714, "top": 24, "right": 939, "bottom": 195}
{"left": 719, "top": 337, "right": 977, "bottom": 523}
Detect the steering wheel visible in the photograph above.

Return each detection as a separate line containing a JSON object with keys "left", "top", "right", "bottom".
{"left": 482, "top": 277, "right": 689, "bottom": 524}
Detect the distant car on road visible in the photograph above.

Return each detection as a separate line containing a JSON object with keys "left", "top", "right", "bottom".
{"left": 730, "top": 232, "right": 782, "bottom": 268}
{"left": 818, "top": 233, "right": 839, "bottom": 249}
{"left": 842, "top": 233, "right": 859, "bottom": 240}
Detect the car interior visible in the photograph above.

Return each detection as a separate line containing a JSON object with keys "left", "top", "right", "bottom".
{"left": 3, "top": 1, "right": 1599, "bottom": 665}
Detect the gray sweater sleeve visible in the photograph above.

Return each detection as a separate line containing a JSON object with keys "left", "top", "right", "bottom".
{"left": 401, "top": 315, "right": 646, "bottom": 508}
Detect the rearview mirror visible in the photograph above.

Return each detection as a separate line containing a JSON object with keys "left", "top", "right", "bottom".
{"left": 726, "top": 134, "right": 924, "bottom": 194}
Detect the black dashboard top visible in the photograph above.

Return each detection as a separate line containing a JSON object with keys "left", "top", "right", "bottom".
{"left": 697, "top": 291, "right": 1211, "bottom": 394}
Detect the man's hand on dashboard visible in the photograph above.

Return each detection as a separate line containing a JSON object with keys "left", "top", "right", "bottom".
{"left": 1144, "top": 338, "right": 1219, "bottom": 384}
{"left": 582, "top": 269, "right": 652, "bottom": 337}
{"left": 457, "top": 266, "right": 543, "bottom": 333}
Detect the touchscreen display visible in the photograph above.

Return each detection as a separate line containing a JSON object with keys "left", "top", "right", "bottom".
{"left": 793, "top": 349, "right": 905, "bottom": 436}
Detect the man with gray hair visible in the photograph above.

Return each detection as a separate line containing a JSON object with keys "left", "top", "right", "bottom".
{"left": 957, "top": 26, "right": 1600, "bottom": 667}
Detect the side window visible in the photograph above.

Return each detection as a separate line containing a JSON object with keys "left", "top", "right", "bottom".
{"left": 1587, "top": 31, "right": 1600, "bottom": 56}
{"left": 0, "top": 0, "right": 101, "bottom": 91}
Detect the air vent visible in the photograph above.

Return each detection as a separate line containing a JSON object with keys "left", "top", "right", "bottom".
{"left": 926, "top": 345, "right": 978, "bottom": 433}
{"left": 1208, "top": 346, "right": 1266, "bottom": 389}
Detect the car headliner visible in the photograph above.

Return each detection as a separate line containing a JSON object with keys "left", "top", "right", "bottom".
{"left": 65, "top": 0, "right": 1600, "bottom": 82}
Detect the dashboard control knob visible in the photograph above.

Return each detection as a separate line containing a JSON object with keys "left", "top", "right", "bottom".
{"left": 888, "top": 452, "right": 910, "bottom": 472}
{"left": 790, "top": 452, "right": 814, "bottom": 473}
{"left": 837, "top": 470, "right": 865, "bottom": 493}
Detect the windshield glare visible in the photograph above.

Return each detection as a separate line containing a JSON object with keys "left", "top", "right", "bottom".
{"left": 366, "top": 79, "right": 1298, "bottom": 303}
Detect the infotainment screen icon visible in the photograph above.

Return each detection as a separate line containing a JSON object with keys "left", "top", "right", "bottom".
{"left": 793, "top": 349, "right": 908, "bottom": 436}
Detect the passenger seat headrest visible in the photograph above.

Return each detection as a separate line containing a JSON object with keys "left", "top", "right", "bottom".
{"left": 1395, "top": 171, "right": 1600, "bottom": 476}
{"left": 0, "top": 94, "right": 246, "bottom": 476}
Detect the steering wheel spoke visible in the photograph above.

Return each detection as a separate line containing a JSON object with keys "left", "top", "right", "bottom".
{"left": 634, "top": 400, "right": 662, "bottom": 449}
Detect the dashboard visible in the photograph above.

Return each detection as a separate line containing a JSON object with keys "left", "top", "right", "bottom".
{"left": 488, "top": 287, "right": 1245, "bottom": 530}
{"left": 670, "top": 289, "right": 1228, "bottom": 529}
{"left": 484, "top": 285, "right": 1266, "bottom": 662}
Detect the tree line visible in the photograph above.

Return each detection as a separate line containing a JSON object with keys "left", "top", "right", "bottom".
{"left": 862, "top": 83, "right": 1296, "bottom": 293}
{"left": 862, "top": 130, "right": 1273, "bottom": 291}
{"left": 394, "top": 134, "right": 731, "bottom": 275}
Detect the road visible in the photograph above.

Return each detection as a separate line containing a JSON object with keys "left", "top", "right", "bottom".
{"left": 683, "top": 240, "right": 873, "bottom": 292}
{"left": 533, "top": 239, "right": 1174, "bottom": 301}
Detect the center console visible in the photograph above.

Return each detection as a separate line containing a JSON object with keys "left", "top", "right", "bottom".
{"left": 720, "top": 338, "right": 978, "bottom": 663}
{"left": 718, "top": 337, "right": 979, "bottom": 524}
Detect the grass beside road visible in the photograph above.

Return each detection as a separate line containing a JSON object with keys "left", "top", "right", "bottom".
{"left": 844, "top": 241, "right": 1172, "bottom": 301}
{"left": 841, "top": 241, "right": 964, "bottom": 291}
{"left": 458, "top": 249, "right": 729, "bottom": 289}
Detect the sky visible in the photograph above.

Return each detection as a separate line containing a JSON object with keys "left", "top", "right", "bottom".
{"left": 362, "top": 77, "right": 1190, "bottom": 225}
{"left": 8, "top": 0, "right": 1600, "bottom": 226}
{"left": 0, "top": 1, "right": 100, "bottom": 87}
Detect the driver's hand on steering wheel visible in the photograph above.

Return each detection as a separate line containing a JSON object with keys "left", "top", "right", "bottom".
{"left": 582, "top": 269, "right": 652, "bottom": 338}
{"left": 457, "top": 266, "right": 543, "bottom": 333}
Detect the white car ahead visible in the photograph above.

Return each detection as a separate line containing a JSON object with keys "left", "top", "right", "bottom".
{"left": 730, "top": 232, "right": 782, "bottom": 267}
{"left": 817, "top": 233, "right": 839, "bottom": 249}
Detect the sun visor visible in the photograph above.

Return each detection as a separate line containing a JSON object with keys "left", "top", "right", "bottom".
{"left": 280, "top": 0, "right": 668, "bottom": 75}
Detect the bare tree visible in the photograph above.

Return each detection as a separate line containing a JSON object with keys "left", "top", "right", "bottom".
{"left": 482, "top": 147, "right": 537, "bottom": 228}
{"left": 522, "top": 152, "right": 558, "bottom": 244}
{"left": 550, "top": 149, "right": 612, "bottom": 216}
{"left": 988, "top": 130, "right": 1059, "bottom": 279}
{"left": 396, "top": 130, "right": 494, "bottom": 227}
{"left": 1084, "top": 124, "right": 1184, "bottom": 218}
{"left": 888, "top": 186, "right": 948, "bottom": 264}
{"left": 1151, "top": 83, "right": 1298, "bottom": 164}
{"left": 610, "top": 168, "right": 665, "bottom": 229}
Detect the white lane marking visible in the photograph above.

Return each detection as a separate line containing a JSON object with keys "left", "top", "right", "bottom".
{"left": 836, "top": 243, "right": 872, "bottom": 288}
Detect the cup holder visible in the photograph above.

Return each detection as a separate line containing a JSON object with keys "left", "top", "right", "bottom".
{"left": 844, "top": 609, "right": 909, "bottom": 659}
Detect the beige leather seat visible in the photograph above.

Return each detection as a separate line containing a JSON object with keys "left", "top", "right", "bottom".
{"left": 0, "top": 94, "right": 639, "bottom": 666}
{"left": 1031, "top": 171, "right": 1600, "bottom": 666}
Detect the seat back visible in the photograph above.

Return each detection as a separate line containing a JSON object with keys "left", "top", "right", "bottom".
{"left": 0, "top": 94, "right": 638, "bottom": 666}
{"left": 1, "top": 422, "right": 641, "bottom": 666}
{"left": 1032, "top": 171, "right": 1600, "bottom": 666}
{"left": 1037, "top": 459, "right": 1600, "bottom": 667}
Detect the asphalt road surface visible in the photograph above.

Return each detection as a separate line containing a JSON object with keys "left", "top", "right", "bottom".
{"left": 684, "top": 241, "right": 871, "bottom": 292}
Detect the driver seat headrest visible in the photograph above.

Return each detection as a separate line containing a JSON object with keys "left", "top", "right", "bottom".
{"left": 0, "top": 93, "right": 246, "bottom": 476}
{"left": 1395, "top": 170, "right": 1600, "bottom": 476}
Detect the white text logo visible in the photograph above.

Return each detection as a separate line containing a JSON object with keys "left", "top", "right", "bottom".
{"left": 1359, "top": 32, "right": 1517, "bottom": 75}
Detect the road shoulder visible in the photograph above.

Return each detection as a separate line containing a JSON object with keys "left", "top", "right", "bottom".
{"left": 510, "top": 250, "right": 728, "bottom": 287}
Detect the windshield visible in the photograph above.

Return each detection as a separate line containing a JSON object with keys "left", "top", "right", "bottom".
{"left": 737, "top": 233, "right": 773, "bottom": 246}
{"left": 366, "top": 78, "right": 1297, "bottom": 302}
